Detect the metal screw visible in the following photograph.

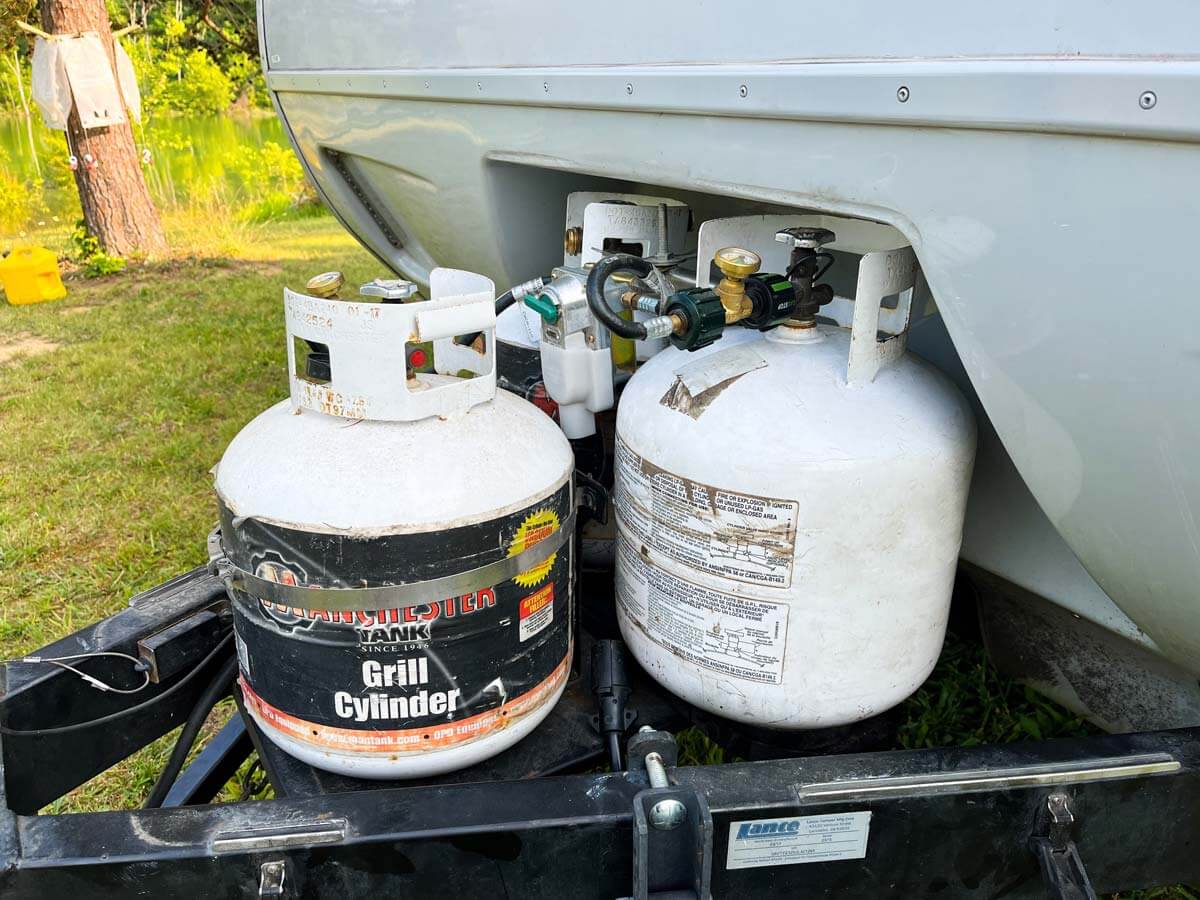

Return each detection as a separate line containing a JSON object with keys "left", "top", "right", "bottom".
{"left": 543, "top": 82, "right": 550, "bottom": 93}
{"left": 626, "top": 83, "right": 634, "bottom": 95}
{"left": 477, "top": 81, "right": 483, "bottom": 92}
{"left": 896, "top": 85, "right": 910, "bottom": 103}
{"left": 649, "top": 798, "right": 687, "bottom": 831}
{"left": 423, "top": 81, "right": 430, "bottom": 89}
{"left": 1139, "top": 90, "right": 1157, "bottom": 110}
{"left": 738, "top": 84, "right": 749, "bottom": 98}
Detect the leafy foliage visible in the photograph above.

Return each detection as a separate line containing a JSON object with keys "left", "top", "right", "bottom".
{"left": 70, "top": 219, "right": 127, "bottom": 276}
{"left": 125, "top": 23, "right": 236, "bottom": 116}
{"left": 0, "top": 0, "right": 35, "bottom": 54}
{"left": 1, "top": 2, "right": 264, "bottom": 117}
{"left": 896, "top": 633, "right": 1094, "bottom": 748}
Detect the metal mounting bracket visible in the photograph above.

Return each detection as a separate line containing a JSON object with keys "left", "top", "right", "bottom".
{"left": 258, "top": 859, "right": 288, "bottom": 898}
{"left": 1030, "top": 792, "right": 1097, "bottom": 900}
{"left": 631, "top": 786, "right": 713, "bottom": 900}
{"left": 626, "top": 729, "right": 713, "bottom": 900}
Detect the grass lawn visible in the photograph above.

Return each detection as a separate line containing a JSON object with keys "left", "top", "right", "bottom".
{"left": 0, "top": 214, "right": 1193, "bottom": 897}
{"left": 0, "top": 214, "right": 382, "bottom": 812}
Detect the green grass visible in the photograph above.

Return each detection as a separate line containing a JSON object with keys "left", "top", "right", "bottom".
{"left": 1, "top": 214, "right": 379, "bottom": 812}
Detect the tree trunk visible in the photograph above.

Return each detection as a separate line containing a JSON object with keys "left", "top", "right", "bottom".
{"left": 40, "top": 0, "right": 167, "bottom": 257}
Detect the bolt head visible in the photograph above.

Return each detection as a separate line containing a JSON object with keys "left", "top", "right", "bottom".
{"left": 738, "top": 84, "right": 749, "bottom": 98}
{"left": 626, "top": 83, "right": 634, "bottom": 95}
{"left": 1139, "top": 90, "right": 1157, "bottom": 109}
{"left": 649, "top": 798, "right": 687, "bottom": 830}
{"left": 896, "top": 85, "right": 910, "bottom": 103}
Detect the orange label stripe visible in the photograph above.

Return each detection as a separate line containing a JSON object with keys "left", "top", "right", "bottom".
{"left": 241, "top": 654, "right": 571, "bottom": 755}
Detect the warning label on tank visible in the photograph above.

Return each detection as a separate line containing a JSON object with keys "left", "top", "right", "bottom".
{"left": 615, "top": 437, "right": 798, "bottom": 588}
{"left": 617, "top": 538, "right": 788, "bottom": 684}
{"left": 519, "top": 584, "right": 554, "bottom": 642}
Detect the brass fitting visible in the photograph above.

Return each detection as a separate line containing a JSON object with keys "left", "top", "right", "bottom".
{"left": 564, "top": 226, "right": 583, "bottom": 256}
{"left": 306, "top": 270, "right": 345, "bottom": 299}
{"left": 712, "top": 247, "right": 761, "bottom": 324}
{"left": 621, "top": 289, "right": 662, "bottom": 314}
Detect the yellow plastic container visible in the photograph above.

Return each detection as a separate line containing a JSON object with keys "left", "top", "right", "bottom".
{"left": 0, "top": 247, "right": 67, "bottom": 306}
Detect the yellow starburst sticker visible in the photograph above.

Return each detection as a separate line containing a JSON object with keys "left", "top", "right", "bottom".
{"left": 509, "top": 509, "right": 560, "bottom": 588}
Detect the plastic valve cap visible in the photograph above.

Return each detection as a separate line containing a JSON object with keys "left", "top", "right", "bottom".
{"left": 524, "top": 293, "right": 560, "bottom": 324}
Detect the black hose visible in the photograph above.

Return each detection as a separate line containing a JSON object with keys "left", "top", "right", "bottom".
{"left": 585, "top": 255, "right": 653, "bottom": 341}
{"left": 494, "top": 288, "right": 517, "bottom": 315}
{"left": 142, "top": 653, "right": 239, "bottom": 809}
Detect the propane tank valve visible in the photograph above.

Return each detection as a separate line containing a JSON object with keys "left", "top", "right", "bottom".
{"left": 774, "top": 227, "right": 836, "bottom": 326}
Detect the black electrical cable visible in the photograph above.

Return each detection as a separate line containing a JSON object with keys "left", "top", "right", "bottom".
{"left": 585, "top": 254, "right": 654, "bottom": 341}
{"left": 143, "top": 653, "right": 239, "bottom": 808}
{"left": 606, "top": 731, "right": 623, "bottom": 772}
{"left": 0, "top": 633, "right": 234, "bottom": 737}
{"left": 785, "top": 251, "right": 835, "bottom": 283}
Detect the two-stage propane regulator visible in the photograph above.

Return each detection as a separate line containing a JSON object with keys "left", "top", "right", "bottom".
{"left": 213, "top": 194, "right": 975, "bottom": 778}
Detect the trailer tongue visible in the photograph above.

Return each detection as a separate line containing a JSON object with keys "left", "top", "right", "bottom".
{"left": 1, "top": 566, "right": 1197, "bottom": 898}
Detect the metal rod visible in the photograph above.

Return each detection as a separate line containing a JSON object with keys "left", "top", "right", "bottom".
{"left": 644, "top": 752, "right": 669, "bottom": 789}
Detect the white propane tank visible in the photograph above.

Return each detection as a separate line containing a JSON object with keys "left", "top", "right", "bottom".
{"left": 214, "top": 269, "right": 574, "bottom": 778}
{"left": 614, "top": 249, "right": 976, "bottom": 729}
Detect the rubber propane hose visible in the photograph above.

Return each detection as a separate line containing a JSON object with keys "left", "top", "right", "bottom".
{"left": 494, "top": 288, "right": 517, "bottom": 315}
{"left": 585, "top": 255, "right": 654, "bottom": 341}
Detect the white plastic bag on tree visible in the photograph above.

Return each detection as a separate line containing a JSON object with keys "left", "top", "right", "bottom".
{"left": 57, "top": 32, "right": 126, "bottom": 129}
{"left": 113, "top": 40, "right": 141, "bottom": 124}
{"left": 30, "top": 37, "right": 73, "bottom": 131}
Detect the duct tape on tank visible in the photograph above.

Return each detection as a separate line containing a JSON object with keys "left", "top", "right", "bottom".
{"left": 217, "top": 510, "right": 575, "bottom": 611}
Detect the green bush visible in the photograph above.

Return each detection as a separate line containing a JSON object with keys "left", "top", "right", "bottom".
{"left": 127, "top": 27, "right": 236, "bottom": 116}
{"left": 70, "top": 219, "right": 127, "bottom": 277}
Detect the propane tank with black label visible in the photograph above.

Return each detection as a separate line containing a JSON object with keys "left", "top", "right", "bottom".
{"left": 611, "top": 232, "right": 976, "bottom": 730}
{"left": 213, "top": 269, "right": 574, "bottom": 778}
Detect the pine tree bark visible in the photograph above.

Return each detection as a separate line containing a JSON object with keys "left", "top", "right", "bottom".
{"left": 40, "top": 0, "right": 167, "bottom": 257}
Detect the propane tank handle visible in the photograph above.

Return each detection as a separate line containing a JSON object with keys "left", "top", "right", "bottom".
{"left": 284, "top": 267, "right": 497, "bottom": 422}
{"left": 845, "top": 246, "right": 920, "bottom": 387}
